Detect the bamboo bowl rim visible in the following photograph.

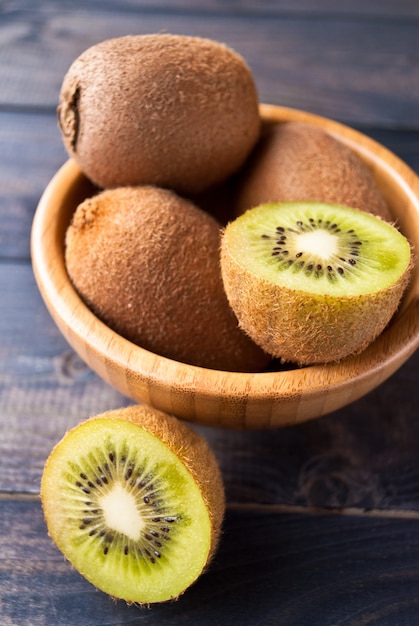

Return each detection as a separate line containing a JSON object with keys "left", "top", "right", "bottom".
{"left": 31, "top": 104, "right": 419, "bottom": 429}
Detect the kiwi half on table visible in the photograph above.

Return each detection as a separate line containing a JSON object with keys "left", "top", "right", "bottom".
{"left": 221, "top": 201, "right": 412, "bottom": 365}
{"left": 41, "top": 405, "right": 225, "bottom": 604}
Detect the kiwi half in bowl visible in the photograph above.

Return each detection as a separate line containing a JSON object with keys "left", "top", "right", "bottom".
{"left": 31, "top": 105, "right": 419, "bottom": 429}
{"left": 41, "top": 405, "right": 225, "bottom": 604}
{"left": 220, "top": 201, "right": 412, "bottom": 365}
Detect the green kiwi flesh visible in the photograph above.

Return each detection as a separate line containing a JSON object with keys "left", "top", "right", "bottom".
{"left": 220, "top": 201, "right": 412, "bottom": 365}
{"left": 41, "top": 405, "right": 225, "bottom": 604}
{"left": 234, "top": 121, "right": 393, "bottom": 222}
{"left": 58, "top": 34, "right": 260, "bottom": 194}
{"left": 64, "top": 185, "right": 270, "bottom": 372}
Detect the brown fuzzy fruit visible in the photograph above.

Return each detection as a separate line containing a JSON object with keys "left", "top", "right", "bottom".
{"left": 234, "top": 121, "right": 392, "bottom": 221}
{"left": 65, "top": 185, "right": 270, "bottom": 372}
{"left": 58, "top": 34, "right": 260, "bottom": 195}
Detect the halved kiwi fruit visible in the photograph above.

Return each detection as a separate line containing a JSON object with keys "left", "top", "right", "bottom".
{"left": 221, "top": 201, "right": 412, "bottom": 365}
{"left": 41, "top": 404, "right": 225, "bottom": 604}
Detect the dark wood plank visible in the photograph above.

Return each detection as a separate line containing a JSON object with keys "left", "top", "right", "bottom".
{"left": 1, "top": 4, "right": 417, "bottom": 127}
{"left": 2, "top": 499, "right": 419, "bottom": 626}
{"left": 209, "top": 349, "right": 419, "bottom": 510}
{"left": 1, "top": 3, "right": 418, "bottom": 625}
{"left": 1, "top": 261, "right": 419, "bottom": 512}
{"left": 0, "top": 262, "right": 130, "bottom": 493}
{"left": 7, "top": 0, "right": 419, "bottom": 19}
{"left": 0, "top": 111, "right": 66, "bottom": 261}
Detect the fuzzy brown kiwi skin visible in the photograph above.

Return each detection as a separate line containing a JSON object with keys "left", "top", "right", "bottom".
{"left": 222, "top": 244, "right": 412, "bottom": 365}
{"left": 234, "top": 121, "right": 393, "bottom": 221}
{"left": 58, "top": 34, "right": 260, "bottom": 195}
{"left": 64, "top": 185, "right": 270, "bottom": 372}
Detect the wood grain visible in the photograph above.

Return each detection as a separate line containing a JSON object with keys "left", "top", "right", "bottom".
{"left": 0, "top": 3, "right": 418, "bottom": 127}
{"left": 30, "top": 107, "right": 419, "bottom": 429}
{"left": 2, "top": 499, "right": 419, "bottom": 626}
{"left": 24, "top": 0, "right": 419, "bottom": 18}
{"left": 1, "top": 2, "right": 419, "bottom": 623}
{"left": 1, "top": 111, "right": 418, "bottom": 263}
{"left": 1, "top": 263, "right": 419, "bottom": 511}
{"left": 0, "top": 111, "right": 66, "bottom": 261}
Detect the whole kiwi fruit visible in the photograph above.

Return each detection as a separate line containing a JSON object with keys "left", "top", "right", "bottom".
{"left": 58, "top": 34, "right": 260, "bottom": 195}
{"left": 41, "top": 404, "right": 225, "bottom": 604}
{"left": 234, "top": 121, "right": 393, "bottom": 221}
{"left": 221, "top": 201, "right": 412, "bottom": 365}
{"left": 64, "top": 185, "right": 270, "bottom": 372}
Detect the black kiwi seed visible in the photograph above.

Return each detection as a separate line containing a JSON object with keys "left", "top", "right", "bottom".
{"left": 42, "top": 407, "right": 227, "bottom": 604}
{"left": 70, "top": 448, "right": 182, "bottom": 562}
{"left": 221, "top": 200, "right": 412, "bottom": 366}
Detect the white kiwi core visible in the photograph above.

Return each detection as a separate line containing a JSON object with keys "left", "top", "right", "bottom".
{"left": 229, "top": 201, "right": 411, "bottom": 296}
{"left": 221, "top": 201, "right": 413, "bottom": 364}
{"left": 297, "top": 229, "right": 338, "bottom": 259}
{"left": 99, "top": 483, "right": 145, "bottom": 541}
{"left": 41, "top": 417, "right": 214, "bottom": 604}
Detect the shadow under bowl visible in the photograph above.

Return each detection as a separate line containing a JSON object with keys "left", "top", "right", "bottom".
{"left": 31, "top": 104, "right": 419, "bottom": 429}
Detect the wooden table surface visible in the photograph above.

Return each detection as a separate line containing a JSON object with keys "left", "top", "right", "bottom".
{"left": 1, "top": 2, "right": 419, "bottom": 624}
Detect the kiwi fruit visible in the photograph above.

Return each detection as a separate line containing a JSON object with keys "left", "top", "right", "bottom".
{"left": 220, "top": 201, "right": 412, "bottom": 365}
{"left": 234, "top": 121, "right": 393, "bottom": 221}
{"left": 65, "top": 185, "right": 270, "bottom": 372}
{"left": 41, "top": 404, "right": 225, "bottom": 604}
{"left": 58, "top": 34, "right": 260, "bottom": 195}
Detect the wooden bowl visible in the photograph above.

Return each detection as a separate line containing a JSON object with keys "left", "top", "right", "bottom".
{"left": 31, "top": 104, "right": 419, "bottom": 429}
